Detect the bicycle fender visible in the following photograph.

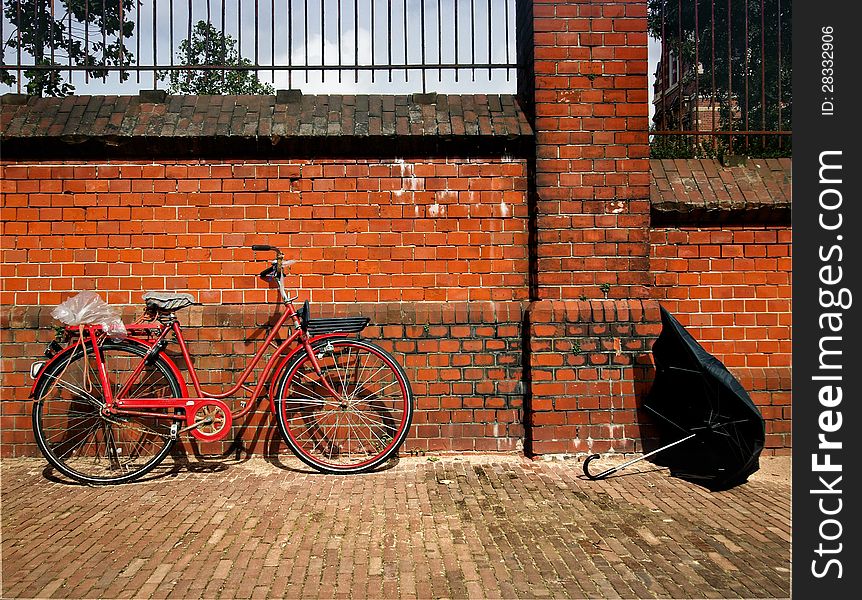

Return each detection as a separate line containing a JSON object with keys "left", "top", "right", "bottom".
{"left": 266, "top": 332, "right": 349, "bottom": 415}
{"left": 29, "top": 336, "right": 189, "bottom": 399}
{"left": 29, "top": 344, "right": 79, "bottom": 398}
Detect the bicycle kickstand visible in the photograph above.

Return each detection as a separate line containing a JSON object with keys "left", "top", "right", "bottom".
{"left": 170, "top": 417, "right": 214, "bottom": 440}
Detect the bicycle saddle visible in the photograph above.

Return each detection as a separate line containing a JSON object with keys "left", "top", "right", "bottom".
{"left": 143, "top": 291, "right": 195, "bottom": 312}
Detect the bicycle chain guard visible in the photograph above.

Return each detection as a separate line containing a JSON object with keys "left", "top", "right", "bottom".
{"left": 187, "top": 399, "right": 233, "bottom": 442}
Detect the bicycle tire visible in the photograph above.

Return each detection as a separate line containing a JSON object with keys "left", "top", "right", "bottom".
{"left": 32, "top": 340, "right": 182, "bottom": 485}
{"left": 274, "top": 338, "right": 413, "bottom": 473}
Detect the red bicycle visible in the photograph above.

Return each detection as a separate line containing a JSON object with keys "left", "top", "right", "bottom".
{"left": 29, "top": 245, "right": 414, "bottom": 484}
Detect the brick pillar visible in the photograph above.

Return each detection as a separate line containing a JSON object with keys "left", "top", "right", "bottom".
{"left": 526, "top": 0, "right": 661, "bottom": 455}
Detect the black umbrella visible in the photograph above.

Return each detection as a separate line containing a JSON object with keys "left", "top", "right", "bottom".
{"left": 583, "top": 306, "right": 765, "bottom": 490}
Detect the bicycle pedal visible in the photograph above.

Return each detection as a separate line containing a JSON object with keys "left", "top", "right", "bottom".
{"left": 170, "top": 422, "right": 179, "bottom": 440}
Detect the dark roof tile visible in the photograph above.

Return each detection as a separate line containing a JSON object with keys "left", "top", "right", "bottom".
{"left": 651, "top": 158, "right": 791, "bottom": 225}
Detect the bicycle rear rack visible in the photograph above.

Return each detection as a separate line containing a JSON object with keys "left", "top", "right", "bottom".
{"left": 305, "top": 316, "right": 370, "bottom": 336}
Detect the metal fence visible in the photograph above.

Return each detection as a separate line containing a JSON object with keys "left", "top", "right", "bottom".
{"left": 1, "top": 0, "right": 518, "bottom": 95}
{"left": 650, "top": 0, "right": 791, "bottom": 157}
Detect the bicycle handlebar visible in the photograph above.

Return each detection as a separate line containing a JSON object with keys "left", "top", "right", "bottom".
{"left": 252, "top": 246, "right": 297, "bottom": 304}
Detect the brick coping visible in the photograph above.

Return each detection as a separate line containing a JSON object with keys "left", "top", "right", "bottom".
{"left": 0, "top": 93, "right": 534, "bottom": 160}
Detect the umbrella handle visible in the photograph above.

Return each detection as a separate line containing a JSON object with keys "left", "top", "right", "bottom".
{"left": 583, "top": 454, "right": 613, "bottom": 480}
{"left": 582, "top": 433, "right": 698, "bottom": 482}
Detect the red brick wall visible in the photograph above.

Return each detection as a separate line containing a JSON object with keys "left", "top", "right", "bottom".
{"left": 527, "top": 0, "right": 659, "bottom": 455}
{"left": 532, "top": 0, "right": 651, "bottom": 300}
{"left": 0, "top": 158, "right": 530, "bottom": 457}
{"left": 1, "top": 159, "right": 528, "bottom": 305}
{"left": 0, "top": 302, "right": 527, "bottom": 458}
{"left": 527, "top": 299, "right": 661, "bottom": 456}
{"left": 650, "top": 226, "right": 792, "bottom": 452}
{"left": 0, "top": 0, "right": 792, "bottom": 461}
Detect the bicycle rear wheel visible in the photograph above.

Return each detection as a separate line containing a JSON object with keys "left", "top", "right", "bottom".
{"left": 32, "top": 340, "right": 181, "bottom": 485}
{"left": 274, "top": 338, "right": 413, "bottom": 473}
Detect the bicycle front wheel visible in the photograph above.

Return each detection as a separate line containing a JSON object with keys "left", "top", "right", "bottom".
{"left": 32, "top": 340, "right": 182, "bottom": 485}
{"left": 275, "top": 338, "right": 413, "bottom": 473}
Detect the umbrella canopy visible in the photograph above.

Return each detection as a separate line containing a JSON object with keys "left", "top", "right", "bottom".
{"left": 642, "top": 306, "right": 766, "bottom": 490}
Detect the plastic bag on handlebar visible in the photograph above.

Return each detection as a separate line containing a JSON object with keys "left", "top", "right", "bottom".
{"left": 51, "top": 291, "right": 127, "bottom": 340}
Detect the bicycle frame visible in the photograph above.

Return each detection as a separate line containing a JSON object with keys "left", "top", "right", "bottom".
{"left": 30, "top": 246, "right": 413, "bottom": 481}
{"left": 34, "top": 302, "right": 348, "bottom": 442}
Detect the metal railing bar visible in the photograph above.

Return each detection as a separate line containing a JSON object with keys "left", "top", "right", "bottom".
{"left": 0, "top": 62, "right": 517, "bottom": 72}
{"left": 319, "top": 0, "right": 323, "bottom": 82}
{"left": 50, "top": 0, "right": 55, "bottom": 72}
{"left": 693, "top": 0, "right": 699, "bottom": 146}
{"left": 744, "top": 0, "right": 749, "bottom": 151}
{"left": 148, "top": 0, "right": 153, "bottom": 86}
{"left": 101, "top": 0, "right": 106, "bottom": 82}
{"left": 206, "top": 0, "right": 212, "bottom": 70}
{"left": 16, "top": 0, "right": 21, "bottom": 92}
{"left": 337, "top": 0, "right": 342, "bottom": 83}
{"left": 487, "top": 0, "right": 492, "bottom": 79}
{"left": 222, "top": 0, "right": 226, "bottom": 88}
{"left": 289, "top": 0, "right": 294, "bottom": 88}
{"left": 421, "top": 0, "right": 427, "bottom": 92}
{"left": 454, "top": 0, "right": 458, "bottom": 82}
{"left": 272, "top": 0, "right": 276, "bottom": 80}
{"left": 710, "top": 0, "right": 715, "bottom": 150}
{"left": 504, "top": 0, "right": 510, "bottom": 81}
{"left": 387, "top": 0, "right": 392, "bottom": 82}
{"left": 760, "top": 0, "right": 765, "bottom": 136}
{"left": 470, "top": 0, "right": 475, "bottom": 81}
{"left": 676, "top": 0, "right": 681, "bottom": 137}
{"left": 726, "top": 0, "right": 732, "bottom": 154}
{"left": 437, "top": 0, "right": 442, "bottom": 80}
{"left": 119, "top": 0, "right": 126, "bottom": 83}
{"left": 777, "top": 0, "right": 783, "bottom": 148}
{"left": 652, "top": 130, "right": 791, "bottom": 136}
{"left": 69, "top": 6, "right": 75, "bottom": 83}
{"left": 136, "top": 0, "right": 140, "bottom": 83}
{"left": 169, "top": 0, "right": 174, "bottom": 69}
{"left": 353, "top": 0, "right": 358, "bottom": 83}
{"left": 661, "top": 4, "right": 670, "bottom": 129}
{"left": 187, "top": 0, "right": 192, "bottom": 81}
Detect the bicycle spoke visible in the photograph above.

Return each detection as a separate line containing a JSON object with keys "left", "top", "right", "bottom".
{"left": 352, "top": 379, "right": 402, "bottom": 405}
{"left": 328, "top": 348, "right": 349, "bottom": 396}
{"left": 343, "top": 413, "right": 378, "bottom": 454}
{"left": 34, "top": 341, "right": 179, "bottom": 484}
{"left": 278, "top": 340, "right": 412, "bottom": 472}
{"left": 42, "top": 415, "right": 101, "bottom": 443}
{"left": 346, "top": 351, "right": 373, "bottom": 403}
{"left": 352, "top": 412, "right": 388, "bottom": 439}
{"left": 350, "top": 363, "right": 390, "bottom": 401}
{"left": 54, "top": 421, "right": 102, "bottom": 460}
{"left": 49, "top": 377, "right": 103, "bottom": 408}
{"left": 294, "top": 409, "right": 334, "bottom": 444}
{"left": 349, "top": 409, "right": 397, "bottom": 428}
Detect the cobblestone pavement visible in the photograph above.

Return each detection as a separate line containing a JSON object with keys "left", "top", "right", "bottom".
{"left": 1, "top": 454, "right": 790, "bottom": 599}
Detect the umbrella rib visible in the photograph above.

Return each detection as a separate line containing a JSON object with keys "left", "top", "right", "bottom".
{"left": 643, "top": 404, "right": 691, "bottom": 435}
{"left": 665, "top": 365, "right": 706, "bottom": 376}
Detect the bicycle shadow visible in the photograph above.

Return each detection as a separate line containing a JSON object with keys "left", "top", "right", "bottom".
{"left": 39, "top": 458, "right": 230, "bottom": 486}
{"left": 262, "top": 426, "right": 404, "bottom": 475}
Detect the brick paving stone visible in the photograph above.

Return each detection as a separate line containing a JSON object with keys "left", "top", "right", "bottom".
{"left": 1, "top": 455, "right": 789, "bottom": 599}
